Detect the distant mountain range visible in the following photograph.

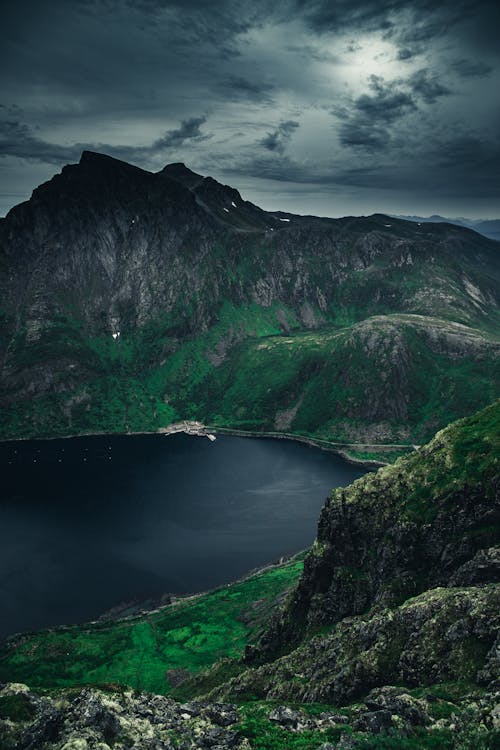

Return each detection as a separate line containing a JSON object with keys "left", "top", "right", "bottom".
{"left": 392, "top": 213, "right": 500, "bottom": 241}
{"left": 0, "top": 151, "right": 499, "bottom": 458}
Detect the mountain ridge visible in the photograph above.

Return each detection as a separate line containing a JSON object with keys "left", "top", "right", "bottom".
{"left": 392, "top": 213, "right": 500, "bottom": 241}
{"left": 0, "top": 151, "right": 499, "bottom": 456}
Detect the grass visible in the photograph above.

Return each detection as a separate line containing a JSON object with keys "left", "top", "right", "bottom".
{"left": 235, "top": 701, "right": 351, "bottom": 750}
{"left": 334, "top": 399, "right": 500, "bottom": 526}
{"left": 1, "top": 307, "right": 498, "bottom": 457}
{"left": 0, "top": 556, "right": 304, "bottom": 695}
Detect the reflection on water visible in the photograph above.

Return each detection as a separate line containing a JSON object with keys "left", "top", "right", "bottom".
{"left": 0, "top": 433, "right": 367, "bottom": 637}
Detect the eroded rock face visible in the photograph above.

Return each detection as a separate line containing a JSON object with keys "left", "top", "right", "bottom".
{"left": 248, "top": 402, "right": 500, "bottom": 663}
{"left": 211, "top": 586, "right": 500, "bottom": 705}
{"left": 0, "top": 684, "right": 246, "bottom": 750}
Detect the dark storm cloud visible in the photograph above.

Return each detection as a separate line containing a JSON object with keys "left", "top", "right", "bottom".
{"left": 434, "top": 134, "right": 500, "bottom": 179}
{"left": 0, "top": 115, "right": 210, "bottom": 165}
{"left": 336, "top": 75, "right": 416, "bottom": 149}
{"left": 335, "top": 68, "right": 451, "bottom": 150}
{"left": 260, "top": 121, "right": 300, "bottom": 154}
{"left": 298, "top": 1, "right": 500, "bottom": 63}
{"left": 452, "top": 59, "right": 493, "bottom": 78}
{"left": 214, "top": 77, "right": 275, "bottom": 103}
{"left": 1, "top": 0, "right": 499, "bottom": 217}
{"left": 0, "top": 120, "right": 82, "bottom": 164}
{"left": 408, "top": 69, "right": 450, "bottom": 103}
{"left": 152, "top": 117, "right": 208, "bottom": 149}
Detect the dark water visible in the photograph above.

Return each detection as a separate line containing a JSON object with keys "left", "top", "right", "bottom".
{"left": 0, "top": 433, "right": 367, "bottom": 638}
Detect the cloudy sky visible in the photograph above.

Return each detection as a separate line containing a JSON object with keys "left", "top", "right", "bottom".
{"left": 1, "top": 0, "right": 499, "bottom": 218}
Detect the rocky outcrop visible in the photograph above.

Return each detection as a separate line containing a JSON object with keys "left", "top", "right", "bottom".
{"left": 247, "top": 401, "right": 500, "bottom": 663}
{"left": 211, "top": 585, "right": 500, "bottom": 704}
{"left": 0, "top": 683, "right": 247, "bottom": 750}
{"left": 195, "top": 405, "right": 500, "bottom": 750}
{"left": 3, "top": 677, "right": 499, "bottom": 749}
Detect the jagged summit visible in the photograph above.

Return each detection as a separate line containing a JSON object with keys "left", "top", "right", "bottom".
{"left": 78, "top": 150, "right": 152, "bottom": 176}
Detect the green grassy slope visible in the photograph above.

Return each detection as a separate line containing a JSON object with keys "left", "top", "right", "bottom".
{"left": 1, "top": 310, "right": 498, "bottom": 466}
{"left": 0, "top": 556, "right": 304, "bottom": 695}
{"left": 192, "top": 314, "right": 499, "bottom": 445}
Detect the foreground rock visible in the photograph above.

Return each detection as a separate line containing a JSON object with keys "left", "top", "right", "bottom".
{"left": 2, "top": 680, "right": 499, "bottom": 750}
{"left": 0, "top": 684, "right": 247, "bottom": 750}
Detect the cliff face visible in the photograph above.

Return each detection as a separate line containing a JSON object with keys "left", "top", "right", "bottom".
{"left": 2, "top": 151, "right": 498, "bottom": 337}
{"left": 246, "top": 401, "right": 500, "bottom": 664}
{"left": 1, "top": 151, "right": 499, "bottom": 444}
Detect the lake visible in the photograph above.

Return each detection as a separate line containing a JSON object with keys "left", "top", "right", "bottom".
{"left": 0, "top": 433, "right": 368, "bottom": 638}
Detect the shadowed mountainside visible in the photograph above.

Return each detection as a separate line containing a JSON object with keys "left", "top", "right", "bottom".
{"left": 1, "top": 152, "right": 499, "bottom": 456}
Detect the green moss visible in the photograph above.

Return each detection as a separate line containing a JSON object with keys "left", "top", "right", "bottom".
{"left": 0, "top": 694, "right": 36, "bottom": 722}
{"left": 353, "top": 731, "right": 455, "bottom": 749}
{"left": 448, "top": 637, "right": 492, "bottom": 681}
{"left": 235, "top": 702, "right": 351, "bottom": 750}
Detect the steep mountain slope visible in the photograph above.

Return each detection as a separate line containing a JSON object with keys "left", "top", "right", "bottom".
{"left": 190, "top": 314, "right": 499, "bottom": 448}
{"left": 242, "top": 400, "right": 500, "bottom": 665}
{"left": 0, "top": 152, "right": 499, "bottom": 448}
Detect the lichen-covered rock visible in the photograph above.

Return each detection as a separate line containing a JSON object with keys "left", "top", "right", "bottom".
{"left": 363, "top": 686, "right": 429, "bottom": 726}
{"left": 353, "top": 708, "right": 394, "bottom": 734}
{"left": 268, "top": 705, "right": 306, "bottom": 729}
{"left": 448, "top": 547, "right": 500, "bottom": 587}
{"left": 212, "top": 586, "right": 500, "bottom": 705}
{"left": 0, "top": 684, "right": 246, "bottom": 750}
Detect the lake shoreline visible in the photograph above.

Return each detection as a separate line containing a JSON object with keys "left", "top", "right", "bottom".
{"left": 2, "top": 549, "right": 307, "bottom": 644}
{"left": 0, "top": 422, "right": 388, "bottom": 467}
{"left": 2, "top": 430, "right": 367, "bottom": 639}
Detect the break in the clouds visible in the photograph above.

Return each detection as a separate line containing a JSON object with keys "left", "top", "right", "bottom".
{"left": 1, "top": 0, "right": 499, "bottom": 218}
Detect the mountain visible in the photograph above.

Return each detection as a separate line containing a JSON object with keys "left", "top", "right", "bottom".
{"left": 475, "top": 219, "right": 500, "bottom": 242}
{"left": 242, "top": 399, "right": 500, "bottom": 666}
{"left": 393, "top": 213, "right": 500, "bottom": 242}
{"left": 1, "top": 402, "right": 498, "bottom": 749}
{"left": 1, "top": 151, "right": 499, "bottom": 458}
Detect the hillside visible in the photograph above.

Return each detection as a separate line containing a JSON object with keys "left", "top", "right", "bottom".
{"left": 1, "top": 403, "right": 498, "bottom": 749}
{"left": 1, "top": 152, "right": 499, "bottom": 454}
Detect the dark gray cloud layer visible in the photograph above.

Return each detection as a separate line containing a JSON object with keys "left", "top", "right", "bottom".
{"left": 1, "top": 0, "right": 499, "bottom": 217}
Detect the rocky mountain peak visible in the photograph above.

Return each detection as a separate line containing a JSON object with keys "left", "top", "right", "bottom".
{"left": 76, "top": 150, "right": 152, "bottom": 179}
{"left": 160, "top": 162, "right": 205, "bottom": 189}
